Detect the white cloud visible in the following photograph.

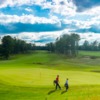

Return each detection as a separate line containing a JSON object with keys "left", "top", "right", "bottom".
{"left": 0, "top": 0, "right": 76, "bottom": 16}
{"left": 60, "top": 6, "right": 100, "bottom": 30}
{"left": 0, "top": 13, "right": 60, "bottom": 24}
{"left": 0, "top": 0, "right": 46, "bottom": 8}
{"left": 79, "top": 33, "right": 100, "bottom": 45}
{"left": 25, "top": 8, "right": 33, "bottom": 12}
{"left": 73, "top": 7, "right": 100, "bottom": 28}
{"left": 82, "top": 6, "right": 100, "bottom": 16}
{"left": 1, "top": 30, "right": 100, "bottom": 45}
{"left": 0, "top": 29, "right": 69, "bottom": 45}
{"left": 63, "top": 13, "right": 100, "bottom": 30}
{"left": 18, "top": 31, "right": 64, "bottom": 42}
{"left": 0, "top": 0, "right": 31, "bottom": 8}
{"left": 42, "top": 0, "right": 77, "bottom": 16}
{"left": 75, "top": 19, "right": 100, "bottom": 29}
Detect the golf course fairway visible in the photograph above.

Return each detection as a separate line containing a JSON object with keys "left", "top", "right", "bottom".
{"left": 0, "top": 51, "right": 100, "bottom": 100}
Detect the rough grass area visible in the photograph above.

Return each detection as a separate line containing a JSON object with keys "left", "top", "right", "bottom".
{"left": 0, "top": 51, "right": 100, "bottom": 100}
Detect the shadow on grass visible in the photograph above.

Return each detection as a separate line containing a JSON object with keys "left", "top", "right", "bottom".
{"left": 61, "top": 90, "right": 67, "bottom": 94}
{"left": 48, "top": 89, "right": 56, "bottom": 95}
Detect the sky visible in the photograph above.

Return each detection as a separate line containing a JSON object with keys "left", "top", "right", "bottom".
{"left": 0, "top": 0, "right": 100, "bottom": 45}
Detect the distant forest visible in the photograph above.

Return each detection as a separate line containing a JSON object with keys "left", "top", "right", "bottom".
{"left": 46, "top": 34, "right": 100, "bottom": 56}
{"left": 0, "top": 36, "right": 35, "bottom": 59}
{"left": 0, "top": 34, "right": 100, "bottom": 59}
{"left": 79, "top": 40, "right": 100, "bottom": 51}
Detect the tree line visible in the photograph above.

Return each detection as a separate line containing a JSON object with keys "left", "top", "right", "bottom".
{"left": 0, "top": 35, "right": 35, "bottom": 59}
{"left": 79, "top": 40, "right": 100, "bottom": 51}
{"left": 1, "top": 34, "right": 100, "bottom": 60}
{"left": 46, "top": 33, "right": 80, "bottom": 57}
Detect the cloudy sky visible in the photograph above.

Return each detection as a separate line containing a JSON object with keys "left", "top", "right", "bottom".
{"left": 0, "top": 0, "right": 100, "bottom": 45}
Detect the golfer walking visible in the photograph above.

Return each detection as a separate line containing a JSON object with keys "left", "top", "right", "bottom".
{"left": 64, "top": 78, "right": 69, "bottom": 91}
{"left": 54, "top": 75, "right": 61, "bottom": 90}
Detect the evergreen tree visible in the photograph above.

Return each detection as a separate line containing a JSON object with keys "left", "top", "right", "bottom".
{"left": 2, "top": 36, "right": 14, "bottom": 59}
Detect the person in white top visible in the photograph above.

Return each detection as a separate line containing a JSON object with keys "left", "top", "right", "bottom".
{"left": 64, "top": 78, "right": 69, "bottom": 91}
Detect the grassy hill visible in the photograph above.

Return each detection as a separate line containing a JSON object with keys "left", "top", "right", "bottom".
{"left": 0, "top": 51, "right": 100, "bottom": 100}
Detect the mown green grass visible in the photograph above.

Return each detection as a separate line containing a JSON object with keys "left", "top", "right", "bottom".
{"left": 79, "top": 50, "right": 100, "bottom": 57}
{"left": 0, "top": 51, "right": 100, "bottom": 100}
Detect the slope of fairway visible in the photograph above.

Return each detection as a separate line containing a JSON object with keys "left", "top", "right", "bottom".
{"left": 0, "top": 51, "right": 100, "bottom": 100}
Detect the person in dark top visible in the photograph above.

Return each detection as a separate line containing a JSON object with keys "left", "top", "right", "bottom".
{"left": 54, "top": 75, "right": 61, "bottom": 90}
